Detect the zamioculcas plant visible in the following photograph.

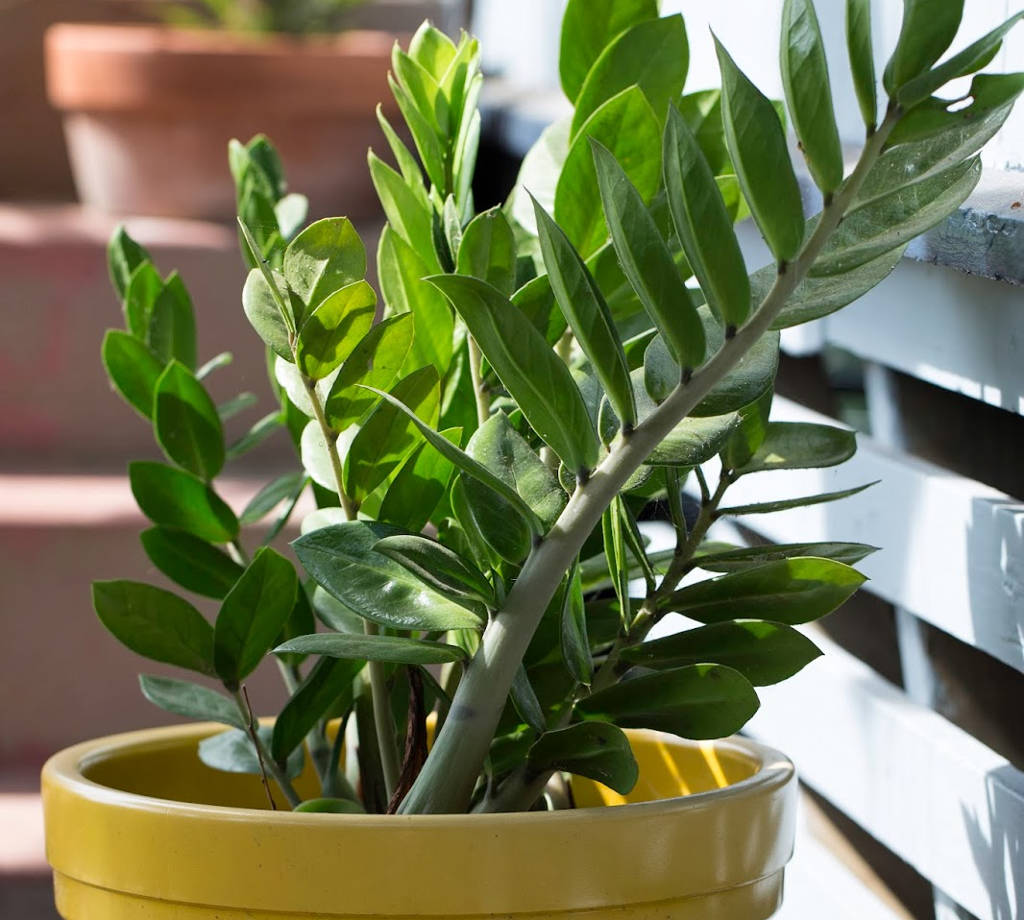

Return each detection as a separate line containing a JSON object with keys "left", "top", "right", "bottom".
{"left": 95, "top": 0, "right": 1023, "bottom": 817}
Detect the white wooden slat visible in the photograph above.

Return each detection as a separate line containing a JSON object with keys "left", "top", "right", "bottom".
{"left": 719, "top": 396, "right": 1024, "bottom": 674}
{"left": 746, "top": 634, "right": 1024, "bottom": 920}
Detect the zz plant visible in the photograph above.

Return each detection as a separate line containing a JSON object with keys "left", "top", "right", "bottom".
{"left": 95, "top": 0, "right": 1023, "bottom": 815}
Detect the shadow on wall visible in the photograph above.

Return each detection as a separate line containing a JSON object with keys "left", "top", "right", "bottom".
{"left": 962, "top": 765, "right": 1024, "bottom": 920}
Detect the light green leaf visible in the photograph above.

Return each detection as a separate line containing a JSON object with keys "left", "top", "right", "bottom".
{"left": 663, "top": 106, "right": 750, "bottom": 328}
{"left": 274, "top": 194, "right": 307, "bottom": 241}
{"left": 388, "top": 75, "right": 447, "bottom": 192}
{"left": 555, "top": 86, "right": 662, "bottom": 257}
{"left": 716, "top": 36, "right": 805, "bottom": 262}
{"left": 571, "top": 15, "right": 689, "bottom": 137}
{"left": 154, "top": 361, "right": 224, "bottom": 480}
{"left": 457, "top": 208, "right": 517, "bottom": 297}
{"left": 533, "top": 191, "right": 636, "bottom": 427}
{"left": 429, "top": 274, "right": 599, "bottom": 474}
{"left": 296, "top": 280, "right": 376, "bottom": 380}
{"left": 782, "top": 0, "right": 843, "bottom": 194}
{"left": 226, "top": 411, "right": 283, "bottom": 461}
{"left": 123, "top": 262, "right": 164, "bottom": 340}
{"left": 275, "top": 633, "right": 467, "bottom": 665}
{"left": 147, "top": 273, "right": 197, "bottom": 371}
{"left": 139, "top": 675, "right": 244, "bottom": 729}
{"left": 883, "top": 0, "right": 964, "bottom": 92}
{"left": 647, "top": 413, "right": 739, "bottom": 467}
{"left": 560, "top": 564, "right": 590, "bottom": 686}
{"left": 368, "top": 153, "right": 439, "bottom": 268}
{"left": 93, "top": 580, "right": 215, "bottom": 675}
{"left": 108, "top": 226, "right": 151, "bottom": 302}
{"left": 661, "top": 557, "right": 866, "bottom": 625}
{"left": 735, "top": 421, "right": 855, "bottom": 475}
{"left": 240, "top": 472, "right": 307, "bottom": 526}
{"left": 101, "top": 329, "right": 164, "bottom": 420}
{"left": 620, "top": 620, "right": 822, "bottom": 686}
{"left": 719, "top": 481, "right": 877, "bottom": 517}
{"left": 376, "top": 105, "right": 425, "bottom": 188}
{"left": 721, "top": 388, "right": 773, "bottom": 471}
{"left": 378, "top": 430, "right": 460, "bottom": 534}
{"left": 558, "top": 0, "right": 658, "bottom": 103}
{"left": 199, "top": 726, "right": 304, "bottom": 780}
{"left": 509, "top": 116, "right": 570, "bottom": 236}
{"left": 293, "top": 522, "right": 484, "bottom": 631}
{"left": 140, "top": 527, "right": 243, "bottom": 599}
{"left": 129, "top": 461, "right": 238, "bottom": 543}
{"left": 214, "top": 547, "right": 298, "bottom": 685}
{"left": 242, "top": 267, "right": 294, "bottom": 361}
{"left": 374, "top": 533, "right": 494, "bottom": 606}
{"left": 577, "top": 664, "right": 760, "bottom": 739}
{"left": 528, "top": 722, "right": 638, "bottom": 794}
{"left": 409, "top": 20, "right": 457, "bottom": 80}
{"left": 283, "top": 217, "right": 366, "bottom": 317}
{"left": 695, "top": 541, "right": 878, "bottom": 572}
{"left": 847, "top": 0, "right": 877, "bottom": 129}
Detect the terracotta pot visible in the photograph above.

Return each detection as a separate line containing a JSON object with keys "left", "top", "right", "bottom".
{"left": 45, "top": 23, "right": 398, "bottom": 220}
{"left": 42, "top": 722, "right": 797, "bottom": 919}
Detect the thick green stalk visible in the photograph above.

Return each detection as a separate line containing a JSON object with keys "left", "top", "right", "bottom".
{"left": 399, "top": 109, "right": 899, "bottom": 815}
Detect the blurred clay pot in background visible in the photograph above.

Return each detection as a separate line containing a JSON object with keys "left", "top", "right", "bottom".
{"left": 45, "top": 23, "right": 397, "bottom": 220}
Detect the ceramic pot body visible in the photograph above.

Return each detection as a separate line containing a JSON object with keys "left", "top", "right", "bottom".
{"left": 42, "top": 722, "right": 797, "bottom": 919}
{"left": 44, "top": 23, "right": 396, "bottom": 219}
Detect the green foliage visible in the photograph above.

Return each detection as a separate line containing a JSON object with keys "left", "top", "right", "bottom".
{"left": 93, "top": 3, "right": 1024, "bottom": 817}
{"left": 159, "top": 0, "right": 367, "bottom": 35}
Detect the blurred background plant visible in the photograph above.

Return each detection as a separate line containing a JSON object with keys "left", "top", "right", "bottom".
{"left": 159, "top": 0, "right": 369, "bottom": 34}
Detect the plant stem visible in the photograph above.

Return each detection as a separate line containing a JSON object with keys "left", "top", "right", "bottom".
{"left": 399, "top": 109, "right": 899, "bottom": 815}
{"left": 466, "top": 336, "right": 490, "bottom": 429}
{"left": 300, "top": 374, "right": 357, "bottom": 521}
{"left": 231, "top": 687, "right": 301, "bottom": 809}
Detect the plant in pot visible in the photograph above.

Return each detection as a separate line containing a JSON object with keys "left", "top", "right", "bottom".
{"left": 43, "top": 0, "right": 434, "bottom": 220}
{"left": 43, "top": 2, "right": 1024, "bottom": 918}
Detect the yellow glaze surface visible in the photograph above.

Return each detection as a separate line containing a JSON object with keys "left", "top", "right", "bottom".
{"left": 42, "top": 723, "right": 796, "bottom": 918}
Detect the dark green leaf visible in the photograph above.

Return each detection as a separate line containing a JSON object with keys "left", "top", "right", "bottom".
{"left": 721, "top": 388, "right": 773, "bottom": 470}
{"left": 560, "top": 564, "right": 591, "bottom": 686}
{"left": 620, "top": 620, "right": 822, "bottom": 686}
{"left": 101, "top": 330, "right": 164, "bottom": 420}
{"left": 140, "top": 527, "right": 244, "bottom": 599}
{"left": 457, "top": 208, "right": 516, "bottom": 297}
{"left": 214, "top": 547, "right": 298, "bottom": 685}
{"left": 528, "top": 722, "right": 638, "bottom": 794}
{"left": 459, "top": 473, "right": 533, "bottom": 564}
{"left": 591, "top": 141, "right": 705, "bottom": 373}
{"left": 660, "top": 557, "right": 866, "bottom": 625}
{"left": 108, "top": 225, "right": 151, "bottom": 301}
{"left": 199, "top": 725, "right": 304, "bottom": 780}
{"left": 293, "top": 522, "right": 484, "bottom": 631}
{"left": 694, "top": 541, "right": 878, "bottom": 572}
{"left": 884, "top": 0, "right": 964, "bottom": 92}
{"left": 558, "top": 0, "right": 658, "bottom": 103}
{"left": 92, "top": 580, "right": 214, "bottom": 675}
{"left": 148, "top": 273, "right": 197, "bottom": 371}
{"left": 378, "top": 430, "right": 459, "bottom": 533}
{"left": 555, "top": 86, "right": 662, "bottom": 257}
{"left": 139, "top": 674, "right": 244, "bottom": 728}
{"left": 123, "top": 262, "right": 163, "bottom": 340}
{"left": 716, "top": 37, "right": 805, "bottom": 262}
{"left": 153, "top": 361, "right": 225, "bottom": 480}
{"left": 647, "top": 413, "right": 740, "bottom": 467}
{"left": 511, "top": 665, "right": 547, "bottom": 735}
{"left": 296, "top": 280, "right": 376, "bottom": 380}
{"left": 571, "top": 15, "right": 689, "bottom": 136}
{"left": 736, "top": 421, "right": 856, "bottom": 475}
{"left": 428, "top": 275, "right": 599, "bottom": 473}
{"left": 577, "top": 664, "right": 760, "bottom": 739}
{"left": 663, "top": 106, "right": 750, "bottom": 328}
{"left": 847, "top": 0, "right": 877, "bottom": 129}
{"left": 274, "top": 586, "right": 316, "bottom": 668}
{"left": 240, "top": 472, "right": 308, "bottom": 526}
{"left": 129, "top": 461, "right": 238, "bottom": 543}
{"left": 283, "top": 217, "right": 366, "bottom": 317}
{"left": 275, "top": 633, "right": 467, "bottom": 665}
{"left": 718, "top": 480, "right": 877, "bottom": 517}
{"left": 782, "top": 0, "right": 843, "bottom": 194}
{"left": 271, "top": 656, "right": 360, "bottom": 764}
{"left": 373, "top": 534, "right": 495, "bottom": 606}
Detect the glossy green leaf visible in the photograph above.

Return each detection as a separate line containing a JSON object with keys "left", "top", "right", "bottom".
{"left": 271, "top": 656, "right": 360, "bottom": 765}
{"left": 719, "top": 481, "right": 877, "bottom": 517}
{"left": 140, "top": 527, "right": 243, "bottom": 599}
{"left": 456, "top": 207, "right": 516, "bottom": 297}
{"left": 377, "top": 225, "right": 453, "bottom": 373}
{"left": 240, "top": 472, "right": 308, "bottom": 526}
{"left": 123, "top": 262, "right": 164, "bottom": 340}
{"left": 153, "top": 361, "right": 224, "bottom": 480}
{"left": 147, "top": 273, "right": 197, "bottom": 371}
{"left": 199, "top": 725, "right": 304, "bottom": 780}
{"left": 101, "top": 330, "right": 164, "bottom": 420}
{"left": 293, "top": 522, "right": 484, "bottom": 631}
{"left": 533, "top": 192, "right": 636, "bottom": 427}
{"left": 813, "top": 157, "right": 982, "bottom": 276}
{"left": 294, "top": 797, "right": 365, "bottom": 814}
{"left": 555, "top": 86, "right": 662, "bottom": 257}
{"left": 676, "top": 90, "right": 730, "bottom": 175}
{"left": 129, "top": 461, "right": 238, "bottom": 543}
{"left": 242, "top": 267, "right": 294, "bottom": 361}
{"left": 275, "top": 633, "right": 467, "bottom": 665}
{"left": 571, "top": 15, "right": 689, "bottom": 136}
{"left": 736, "top": 421, "right": 856, "bottom": 475}
{"left": 376, "top": 105, "right": 425, "bottom": 189}
{"left": 283, "top": 217, "right": 366, "bottom": 318}
{"left": 344, "top": 366, "right": 440, "bottom": 502}
{"left": 363, "top": 387, "right": 546, "bottom": 534}
{"left": 511, "top": 665, "right": 547, "bottom": 735}
{"left": 663, "top": 106, "right": 750, "bottom": 328}
{"left": 660, "top": 557, "right": 866, "bottom": 625}
{"left": 647, "top": 413, "right": 740, "bottom": 467}
{"left": 388, "top": 74, "right": 447, "bottom": 192}
{"left": 847, "top": 0, "right": 877, "bottom": 129}
{"left": 460, "top": 473, "right": 533, "bottom": 565}
{"left": 716, "top": 37, "right": 805, "bottom": 262}
{"left": 883, "top": 0, "right": 964, "bottom": 92}
{"left": 296, "top": 280, "right": 376, "bottom": 380}
{"left": 373, "top": 534, "right": 494, "bottom": 606}
{"left": 577, "top": 664, "right": 760, "bottom": 739}
{"left": 368, "top": 153, "right": 438, "bottom": 268}
{"left": 378, "top": 430, "right": 459, "bottom": 534}
{"left": 214, "top": 547, "right": 298, "bottom": 685}
{"left": 528, "top": 722, "right": 637, "bottom": 794}
{"left": 782, "top": 0, "right": 843, "bottom": 194}
{"left": 325, "top": 313, "right": 415, "bottom": 430}
{"left": 560, "top": 565, "right": 590, "bottom": 686}
{"left": 620, "top": 620, "right": 822, "bottom": 686}
{"left": 695, "top": 541, "right": 878, "bottom": 573}
{"left": 429, "top": 274, "right": 599, "bottom": 473}
{"left": 721, "top": 388, "right": 772, "bottom": 471}
{"left": 558, "top": 0, "right": 658, "bottom": 103}
{"left": 274, "top": 587, "right": 316, "bottom": 668}
{"left": 409, "top": 20, "right": 457, "bottom": 79}
{"left": 92, "top": 580, "right": 215, "bottom": 675}
{"left": 508, "top": 116, "right": 570, "bottom": 236}
{"left": 108, "top": 226, "right": 151, "bottom": 301}
{"left": 139, "top": 674, "right": 244, "bottom": 728}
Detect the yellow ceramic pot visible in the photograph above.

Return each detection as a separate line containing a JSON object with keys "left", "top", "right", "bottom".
{"left": 42, "top": 723, "right": 796, "bottom": 919}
